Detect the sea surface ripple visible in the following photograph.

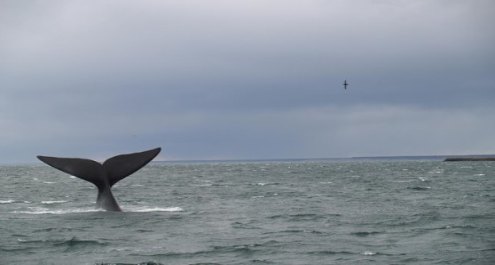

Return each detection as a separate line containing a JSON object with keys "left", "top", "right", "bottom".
{"left": 1, "top": 160, "right": 494, "bottom": 264}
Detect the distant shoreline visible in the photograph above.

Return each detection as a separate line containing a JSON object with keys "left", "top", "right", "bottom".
{"left": 443, "top": 157, "right": 495, "bottom": 162}
{"left": 158, "top": 154, "right": 495, "bottom": 164}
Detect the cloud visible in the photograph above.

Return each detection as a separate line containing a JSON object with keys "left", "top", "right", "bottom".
{"left": 3, "top": 102, "right": 493, "bottom": 162}
{"left": 0, "top": 0, "right": 494, "bottom": 162}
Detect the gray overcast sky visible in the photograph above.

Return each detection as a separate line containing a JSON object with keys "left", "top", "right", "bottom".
{"left": 1, "top": 0, "right": 494, "bottom": 163}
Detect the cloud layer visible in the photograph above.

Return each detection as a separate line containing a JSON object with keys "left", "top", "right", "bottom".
{"left": 1, "top": 0, "right": 494, "bottom": 162}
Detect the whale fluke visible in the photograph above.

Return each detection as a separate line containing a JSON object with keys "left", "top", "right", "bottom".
{"left": 37, "top": 147, "right": 161, "bottom": 211}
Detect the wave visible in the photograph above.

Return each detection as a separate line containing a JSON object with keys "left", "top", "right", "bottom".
{"left": 135, "top": 241, "right": 280, "bottom": 260}
{"left": 351, "top": 231, "right": 382, "bottom": 237}
{"left": 17, "top": 236, "right": 108, "bottom": 251}
{"left": 308, "top": 250, "right": 384, "bottom": 257}
{"left": 268, "top": 213, "right": 330, "bottom": 221}
{"left": 96, "top": 261, "right": 165, "bottom": 265}
{"left": 54, "top": 236, "right": 108, "bottom": 248}
{"left": 306, "top": 250, "right": 354, "bottom": 255}
{"left": 407, "top": 186, "right": 431, "bottom": 190}
{"left": 0, "top": 199, "right": 34, "bottom": 204}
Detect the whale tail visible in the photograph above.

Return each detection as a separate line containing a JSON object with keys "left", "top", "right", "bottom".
{"left": 37, "top": 147, "right": 161, "bottom": 211}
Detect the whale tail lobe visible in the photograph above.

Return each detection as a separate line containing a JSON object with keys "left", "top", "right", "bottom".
{"left": 37, "top": 147, "right": 161, "bottom": 211}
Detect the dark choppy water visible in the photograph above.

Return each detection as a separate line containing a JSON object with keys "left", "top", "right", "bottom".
{"left": 1, "top": 160, "right": 494, "bottom": 264}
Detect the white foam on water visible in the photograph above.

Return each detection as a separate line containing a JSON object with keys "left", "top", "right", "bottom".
{"left": 42, "top": 181, "right": 57, "bottom": 184}
{"left": 41, "top": 200, "right": 67, "bottom": 204}
{"left": 0, "top": 199, "right": 15, "bottom": 204}
{"left": 430, "top": 169, "right": 444, "bottom": 174}
{"left": 363, "top": 251, "right": 376, "bottom": 256}
{"left": 393, "top": 180, "right": 414, "bottom": 183}
{"left": 13, "top": 205, "right": 183, "bottom": 214}
{"left": 319, "top": 181, "right": 333, "bottom": 184}
{"left": 126, "top": 206, "right": 184, "bottom": 212}
{"left": 13, "top": 207, "right": 103, "bottom": 215}
{"left": 254, "top": 182, "right": 280, "bottom": 186}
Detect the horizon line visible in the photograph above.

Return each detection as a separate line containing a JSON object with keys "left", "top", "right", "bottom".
{"left": 156, "top": 153, "right": 495, "bottom": 163}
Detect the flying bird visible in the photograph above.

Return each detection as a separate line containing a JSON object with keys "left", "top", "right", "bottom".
{"left": 343, "top": 80, "right": 348, "bottom": 90}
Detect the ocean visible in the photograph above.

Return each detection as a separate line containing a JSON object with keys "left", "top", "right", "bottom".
{"left": 1, "top": 160, "right": 494, "bottom": 264}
